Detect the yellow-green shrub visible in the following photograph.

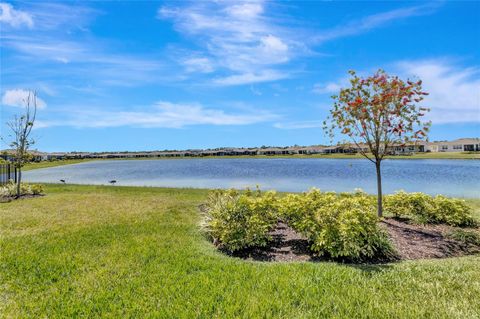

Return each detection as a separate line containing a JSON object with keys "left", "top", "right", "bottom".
{"left": 432, "top": 195, "right": 476, "bottom": 227}
{"left": 203, "top": 189, "right": 279, "bottom": 251}
{"left": 384, "top": 191, "right": 476, "bottom": 226}
{"left": 0, "top": 181, "right": 44, "bottom": 197}
{"left": 278, "top": 189, "right": 336, "bottom": 238}
{"left": 384, "top": 191, "right": 434, "bottom": 220}
{"left": 279, "top": 190, "right": 394, "bottom": 261}
{"left": 29, "top": 183, "right": 44, "bottom": 195}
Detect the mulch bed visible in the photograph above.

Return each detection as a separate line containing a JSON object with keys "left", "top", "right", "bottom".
{"left": 223, "top": 222, "right": 317, "bottom": 262}
{"left": 0, "top": 194, "right": 44, "bottom": 203}
{"left": 380, "top": 218, "right": 480, "bottom": 260}
{"left": 222, "top": 219, "right": 480, "bottom": 263}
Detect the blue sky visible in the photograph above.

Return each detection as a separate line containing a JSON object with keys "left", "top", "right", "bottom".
{"left": 1, "top": 0, "right": 479, "bottom": 152}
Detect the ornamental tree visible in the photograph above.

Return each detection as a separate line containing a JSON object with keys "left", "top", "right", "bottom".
{"left": 324, "top": 70, "right": 430, "bottom": 217}
{"left": 6, "top": 90, "right": 38, "bottom": 198}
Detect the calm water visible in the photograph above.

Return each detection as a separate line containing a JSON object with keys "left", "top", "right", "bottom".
{"left": 24, "top": 158, "right": 480, "bottom": 197}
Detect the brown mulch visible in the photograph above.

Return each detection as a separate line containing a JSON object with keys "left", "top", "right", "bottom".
{"left": 380, "top": 218, "right": 480, "bottom": 260}
{"left": 0, "top": 194, "right": 44, "bottom": 203}
{"left": 225, "top": 222, "right": 319, "bottom": 262}
{"left": 222, "top": 219, "right": 480, "bottom": 263}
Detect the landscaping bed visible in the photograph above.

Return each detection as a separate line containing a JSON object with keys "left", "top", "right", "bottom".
{"left": 203, "top": 189, "right": 480, "bottom": 263}
{"left": 0, "top": 182, "right": 45, "bottom": 203}
{"left": 225, "top": 219, "right": 480, "bottom": 262}
{"left": 0, "top": 193, "right": 44, "bottom": 203}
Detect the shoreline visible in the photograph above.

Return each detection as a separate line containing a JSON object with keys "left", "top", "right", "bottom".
{"left": 17, "top": 183, "right": 480, "bottom": 200}
{"left": 22, "top": 152, "right": 480, "bottom": 171}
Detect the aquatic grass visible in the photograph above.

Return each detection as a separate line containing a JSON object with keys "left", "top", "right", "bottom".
{"left": 1, "top": 185, "right": 479, "bottom": 318}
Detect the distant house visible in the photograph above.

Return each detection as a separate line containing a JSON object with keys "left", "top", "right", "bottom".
{"left": 297, "top": 146, "right": 325, "bottom": 155}
{"left": 389, "top": 142, "right": 427, "bottom": 155}
{"left": 257, "top": 147, "right": 287, "bottom": 155}
{"left": 323, "top": 146, "right": 343, "bottom": 154}
{"left": 231, "top": 148, "right": 257, "bottom": 156}
{"left": 0, "top": 150, "right": 49, "bottom": 162}
{"left": 387, "top": 138, "right": 480, "bottom": 154}
{"left": 2, "top": 137, "right": 477, "bottom": 162}
{"left": 323, "top": 144, "right": 360, "bottom": 154}
{"left": 431, "top": 138, "right": 480, "bottom": 152}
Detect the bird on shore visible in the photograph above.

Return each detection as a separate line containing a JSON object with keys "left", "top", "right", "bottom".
{"left": 109, "top": 180, "right": 117, "bottom": 185}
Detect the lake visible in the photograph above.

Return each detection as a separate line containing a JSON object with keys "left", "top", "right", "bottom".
{"left": 24, "top": 158, "right": 480, "bottom": 197}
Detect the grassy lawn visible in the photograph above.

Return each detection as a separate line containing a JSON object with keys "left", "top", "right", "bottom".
{"left": 1, "top": 185, "right": 479, "bottom": 318}
{"left": 23, "top": 159, "right": 94, "bottom": 171}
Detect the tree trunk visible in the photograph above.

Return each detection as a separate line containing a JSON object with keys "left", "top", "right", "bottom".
{"left": 16, "top": 167, "right": 22, "bottom": 198}
{"left": 375, "top": 161, "right": 383, "bottom": 217}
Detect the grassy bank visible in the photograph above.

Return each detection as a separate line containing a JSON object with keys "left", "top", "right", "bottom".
{"left": 23, "top": 159, "right": 93, "bottom": 171}
{"left": 21, "top": 151, "right": 480, "bottom": 171}
{"left": 1, "top": 185, "right": 479, "bottom": 318}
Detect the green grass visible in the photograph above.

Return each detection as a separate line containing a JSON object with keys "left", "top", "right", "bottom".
{"left": 465, "top": 198, "right": 480, "bottom": 221}
{"left": 23, "top": 159, "right": 94, "bottom": 171}
{"left": 1, "top": 185, "right": 479, "bottom": 318}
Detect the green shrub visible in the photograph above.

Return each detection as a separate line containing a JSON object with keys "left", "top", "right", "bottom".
{"left": 384, "top": 191, "right": 476, "bottom": 226}
{"left": 0, "top": 181, "right": 44, "bottom": 198}
{"left": 29, "top": 183, "right": 44, "bottom": 195}
{"left": 203, "top": 189, "right": 279, "bottom": 251}
{"left": 433, "top": 196, "right": 477, "bottom": 227}
{"left": 384, "top": 191, "right": 435, "bottom": 221}
{"left": 279, "top": 190, "right": 394, "bottom": 261}
{"left": 278, "top": 189, "right": 336, "bottom": 238}
{"left": 204, "top": 187, "right": 476, "bottom": 259}
{"left": 447, "top": 229, "right": 480, "bottom": 246}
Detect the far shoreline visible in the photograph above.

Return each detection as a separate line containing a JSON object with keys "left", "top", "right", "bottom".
{"left": 22, "top": 151, "right": 480, "bottom": 171}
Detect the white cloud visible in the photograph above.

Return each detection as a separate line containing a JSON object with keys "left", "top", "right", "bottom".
{"left": 315, "top": 2, "right": 442, "bottom": 43}
{"left": 259, "top": 34, "right": 289, "bottom": 63}
{"left": 313, "top": 60, "right": 480, "bottom": 124}
{"left": 274, "top": 121, "right": 324, "bottom": 129}
{"left": 261, "top": 34, "right": 288, "bottom": 52}
{"left": 0, "top": 3, "right": 163, "bottom": 88}
{"left": 312, "top": 82, "right": 343, "bottom": 95}
{"left": 26, "top": 2, "right": 98, "bottom": 31}
{"left": 250, "top": 85, "right": 262, "bottom": 96}
{"left": 158, "top": 1, "right": 438, "bottom": 86}
{"left": 36, "top": 101, "right": 278, "bottom": 128}
{"left": 182, "top": 57, "right": 215, "bottom": 73}
{"left": 0, "top": 2, "right": 33, "bottom": 28}
{"left": 2, "top": 36, "right": 86, "bottom": 63}
{"left": 1, "top": 35, "right": 165, "bottom": 86}
{"left": 213, "top": 70, "right": 288, "bottom": 86}
{"left": 158, "top": 1, "right": 303, "bottom": 85}
{"left": 225, "top": 3, "right": 264, "bottom": 19}
{"left": 1, "top": 2, "right": 97, "bottom": 31}
{"left": 397, "top": 60, "right": 480, "bottom": 124}
{"left": 1, "top": 89, "right": 47, "bottom": 109}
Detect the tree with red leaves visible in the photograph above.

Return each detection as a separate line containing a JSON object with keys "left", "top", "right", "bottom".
{"left": 324, "top": 70, "right": 431, "bottom": 217}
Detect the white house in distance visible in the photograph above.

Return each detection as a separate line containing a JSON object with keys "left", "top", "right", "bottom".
{"left": 1, "top": 138, "right": 478, "bottom": 161}
{"left": 389, "top": 138, "right": 480, "bottom": 154}
{"left": 430, "top": 138, "right": 480, "bottom": 152}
